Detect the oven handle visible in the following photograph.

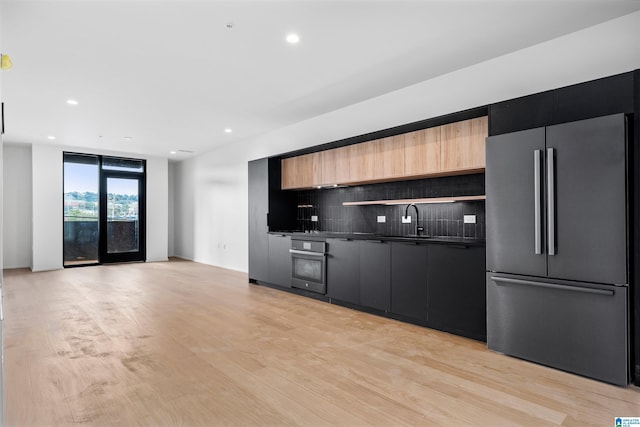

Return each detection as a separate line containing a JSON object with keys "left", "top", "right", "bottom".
{"left": 289, "top": 249, "right": 326, "bottom": 257}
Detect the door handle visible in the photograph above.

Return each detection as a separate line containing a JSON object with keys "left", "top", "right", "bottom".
{"left": 534, "top": 150, "right": 542, "bottom": 255}
{"left": 547, "top": 147, "right": 556, "bottom": 256}
{"left": 491, "top": 276, "right": 614, "bottom": 296}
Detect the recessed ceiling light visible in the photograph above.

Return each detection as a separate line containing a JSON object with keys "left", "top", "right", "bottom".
{"left": 286, "top": 33, "right": 300, "bottom": 44}
{"left": 224, "top": 128, "right": 232, "bottom": 133}
{"left": 66, "top": 99, "right": 78, "bottom": 105}
{"left": 170, "top": 151, "right": 177, "bottom": 155}
{"left": 47, "top": 135, "right": 56, "bottom": 140}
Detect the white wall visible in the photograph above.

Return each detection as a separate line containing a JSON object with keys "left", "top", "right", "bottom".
{"left": 31, "top": 144, "right": 168, "bottom": 271}
{"left": 168, "top": 162, "right": 175, "bottom": 257}
{"left": 31, "top": 144, "right": 63, "bottom": 271}
{"left": 2, "top": 144, "right": 31, "bottom": 268}
{"left": 172, "top": 10, "right": 640, "bottom": 274}
{"left": 145, "top": 155, "right": 169, "bottom": 262}
{"left": 172, "top": 145, "right": 248, "bottom": 271}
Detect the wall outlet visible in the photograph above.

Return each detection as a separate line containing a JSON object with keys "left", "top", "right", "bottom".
{"left": 311, "top": 215, "right": 318, "bottom": 222}
{"left": 377, "top": 215, "right": 386, "bottom": 223}
{"left": 464, "top": 215, "right": 476, "bottom": 224}
{"left": 402, "top": 216, "right": 412, "bottom": 224}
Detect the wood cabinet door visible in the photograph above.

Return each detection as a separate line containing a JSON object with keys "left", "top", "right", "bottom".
{"left": 334, "top": 146, "right": 351, "bottom": 184}
{"left": 281, "top": 154, "right": 314, "bottom": 189}
{"left": 349, "top": 141, "right": 375, "bottom": 182}
{"left": 440, "top": 116, "right": 487, "bottom": 171}
{"left": 374, "top": 135, "right": 405, "bottom": 179}
{"left": 319, "top": 150, "right": 336, "bottom": 186}
{"left": 309, "top": 152, "right": 322, "bottom": 187}
{"left": 404, "top": 127, "right": 440, "bottom": 176}
{"left": 281, "top": 157, "right": 297, "bottom": 190}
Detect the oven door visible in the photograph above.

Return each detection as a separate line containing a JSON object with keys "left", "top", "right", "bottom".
{"left": 290, "top": 241, "right": 326, "bottom": 294}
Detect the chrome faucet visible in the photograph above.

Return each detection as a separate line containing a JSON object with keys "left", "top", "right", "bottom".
{"left": 404, "top": 203, "right": 423, "bottom": 236}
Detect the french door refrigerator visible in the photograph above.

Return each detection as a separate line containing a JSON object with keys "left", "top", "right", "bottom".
{"left": 486, "top": 113, "right": 628, "bottom": 385}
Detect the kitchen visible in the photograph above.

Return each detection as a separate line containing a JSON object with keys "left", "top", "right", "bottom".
{"left": 249, "top": 70, "right": 640, "bottom": 387}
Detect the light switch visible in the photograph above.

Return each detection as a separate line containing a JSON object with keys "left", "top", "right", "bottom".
{"left": 377, "top": 216, "right": 386, "bottom": 223}
{"left": 311, "top": 215, "right": 318, "bottom": 222}
{"left": 464, "top": 215, "right": 476, "bottom": 224}
{"left": 402, "top": 216, "right": 412, "bottom": 224}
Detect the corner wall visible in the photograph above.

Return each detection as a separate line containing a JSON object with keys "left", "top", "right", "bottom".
{"left": 2, "top": 144, "right": 31, "bottom": 268}
{"left": 172, "top": 11, "right": 640, "bottom": 273}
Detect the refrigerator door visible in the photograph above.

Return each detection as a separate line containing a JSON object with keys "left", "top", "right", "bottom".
{"left": 487, "top": 273, "right": 628, "bottom": 385}
{"left": 486, "top": 128, "right": 546, "bottom": 276}
{"left": 546, "top": 114, "right": 627, "bottom": 285}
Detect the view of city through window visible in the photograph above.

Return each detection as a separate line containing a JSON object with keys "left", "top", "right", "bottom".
{"left": 63, "top": 157, "right": 142, "bottom": 265}
{"left": 63, "top": 191, "right": 139, "bottom": 221}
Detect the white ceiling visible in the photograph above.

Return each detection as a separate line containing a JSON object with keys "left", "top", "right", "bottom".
{"left": 2, "top": 0, "right": 640, "bottom": 160}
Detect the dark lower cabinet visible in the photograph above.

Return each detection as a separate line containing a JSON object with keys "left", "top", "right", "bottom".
{"left": 428, "top": 245, "right": 486, "bottom": 340}
{"left": 327, "top": 239, "right": 360, "bottom": 305}
{"left": 360, "top": 240, "right": 391, "bottom": 311}
{"left": 268, "top": 234, "right": 291, "bottom": 288}
{"left": 391, "top": 242, "right": 428, "bottom": 322}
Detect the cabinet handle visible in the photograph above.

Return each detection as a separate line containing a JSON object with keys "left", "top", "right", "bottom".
{"left": 491, "top": 276, "right": 614, "bottom": 296}
{"left": 547, "top": 147, "right": 556, "bottom": 256}
{"left": 534, "top": 150, "right": 542, "bottom": 255}
{"left": 289, "top": 249, "right": 325, "bottom": 256}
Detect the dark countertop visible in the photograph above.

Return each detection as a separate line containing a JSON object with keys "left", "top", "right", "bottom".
{"left": 269, "top": 231, "right": 485, "bottom": 246}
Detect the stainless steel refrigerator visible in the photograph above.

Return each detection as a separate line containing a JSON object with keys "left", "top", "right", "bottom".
{"left": 486, "top": 113, "right": 629, "bottom": 385}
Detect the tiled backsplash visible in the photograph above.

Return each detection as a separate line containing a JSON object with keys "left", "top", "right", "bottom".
{"left": 295, "top": 174, "right": 485, "bottom": 239}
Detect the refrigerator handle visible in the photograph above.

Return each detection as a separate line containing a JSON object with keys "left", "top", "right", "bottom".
{"left": 547, "top": 147, "right": 556, "bottom": 256}
{"left": 534, "top": 150, "right": 542, "bottom": 255}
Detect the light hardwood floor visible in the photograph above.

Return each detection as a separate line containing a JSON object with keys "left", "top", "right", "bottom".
{"left": 3, "top": 259, "right": 639, "bottom": 426}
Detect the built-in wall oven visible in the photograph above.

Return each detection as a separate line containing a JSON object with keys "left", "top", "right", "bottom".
{"left": 290, "top": 240, "right": 326, "bottom": 294}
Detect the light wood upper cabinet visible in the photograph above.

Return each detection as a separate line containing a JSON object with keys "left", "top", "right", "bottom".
{"left": 281, "top": 156, "right": 297, "bottom": 190}
{"left": 404, "top": 127, "right": 441, "bottom": 176}
{"left": 320, "top": 149, "right": 336, "bottom": 186}
{"left": 440, "top": 116, "right": 487, "bottom": 171}
{"left": 281, "top": 116, "right": 487, "bottom": 189}
{"left": 374, "top": 135, "right": 405, "bottom": 179}
{"left": 334, "top": 146, "right": 351, "bottom": 184}
{"left": 310, "top": 152, "right": 323, "bottom": 186}
{"left": 349, "top": 140, "right": 376, "bottom": 182}
{"left": 281, "top": 153, "right": 314, "bottom": 189}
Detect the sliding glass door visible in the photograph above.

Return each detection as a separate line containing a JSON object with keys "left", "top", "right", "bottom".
{"left": 63, "top": 153, "right": 146, "bottom": 266}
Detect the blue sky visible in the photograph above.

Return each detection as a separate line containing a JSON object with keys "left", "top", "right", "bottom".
{"left": 64, "top": 163, "right": 138, "bottom": 196}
